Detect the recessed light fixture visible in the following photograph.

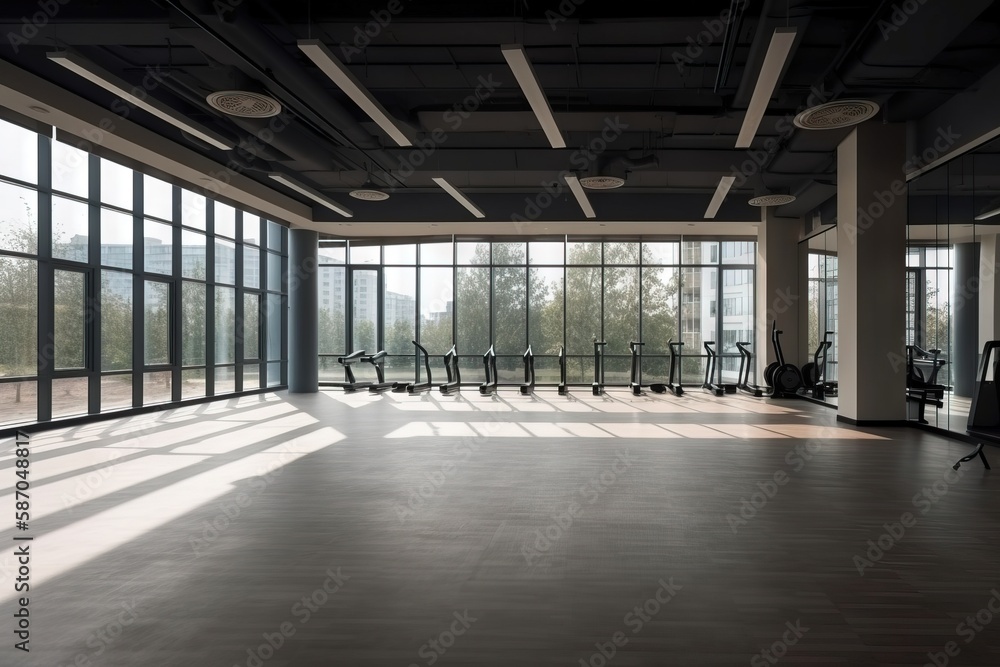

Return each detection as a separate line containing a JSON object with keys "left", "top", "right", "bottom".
{"left": 298, "top": 39, "right": 412, "bottom": 147}
{"left": 501, "top": 44, "right": 566, "bottom": 149}
{"left": 48, "top": 51, "right": 235, "bottom": 151}
{"left": 268, "top": 172, "right": 353, "bottom": 217}
{"left": 432, "top": 177, "right": 485, "bottom": 218}
{"left": 564, "top": 175, "right": 596, "bottom": 219}
{"left": 704, "top": 176, "right": 736, "bottom": 218}
{"left": 735, "top": 28, "right": 798, "bottom": 148}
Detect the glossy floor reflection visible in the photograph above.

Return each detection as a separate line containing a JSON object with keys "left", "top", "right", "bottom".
{"left": 2, "top": 389, "right": 998, "bottom": 666}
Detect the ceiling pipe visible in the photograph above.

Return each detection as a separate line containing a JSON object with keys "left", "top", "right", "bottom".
{"left": 714, "top": 0, "right": 750, "bottom": 93}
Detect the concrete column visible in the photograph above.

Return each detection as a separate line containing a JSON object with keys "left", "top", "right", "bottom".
{"left": 288, "top": 228, "right": 319, "bottom": 393}
{"left": 953, "top": 242, "right": 980, "bottom": 397}
{"left": 837, "top": 122, "right": 907, "bottom": 424}
{"left": 755, "top": 208, "right": 801, "bottom": 379}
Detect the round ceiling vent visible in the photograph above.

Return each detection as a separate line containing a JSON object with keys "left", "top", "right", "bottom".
{"left": 349, "top": 189, "right": 390, "bottom": 201}
{"left": 748, "top": 194, "right": 797, "bottom": 207}
{"left": 579, "top": 175, "right": 625, "bottom": 190}
{"left": 206, "top": 91, "right": 282, "bottom": 118}
{"left": 793, "top": 99, "right": 880, "bottom": 130}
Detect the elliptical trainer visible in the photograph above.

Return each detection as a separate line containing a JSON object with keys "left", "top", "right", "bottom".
{"left": 764, "top": 322, "right": 803, "bottom": 399}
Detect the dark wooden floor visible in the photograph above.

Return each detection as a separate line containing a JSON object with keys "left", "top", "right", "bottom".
{"left": 2, "top": 389, "right": 999, "bottom": 666}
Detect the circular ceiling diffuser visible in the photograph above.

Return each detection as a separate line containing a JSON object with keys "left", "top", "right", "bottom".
{"left": 748, "top": 194, "right": 797, "bottom": 207}
{"left": 349, "top": 189, "right": 390, "bottom": 201}
{"left": 579, "top": 175, "right": 625, "bottom": 190}
{"left": 793, "top": 99, "right": 880, "bottom": 130}
{"left": 206, "top": 91, "right": 282, "bottom": 118}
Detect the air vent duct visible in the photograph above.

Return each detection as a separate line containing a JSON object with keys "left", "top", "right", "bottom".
{"left": 793, "top": 100, "right": 879, "bottom": 130}
{"left": 579, "top": 176, "right": 626, "bottom": 190}
{"left": 206, "top": 90, "right": 282, "bottom": 118}
{"left": 748, "top": 194, "right": 796, "bottom": 207}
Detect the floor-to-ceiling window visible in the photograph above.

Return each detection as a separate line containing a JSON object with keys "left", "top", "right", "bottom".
{"left": 0, "top": 115, "right": 287, "bottom": 428}
{"left": 316, "top": 237, "right": 754, "bottom": 388}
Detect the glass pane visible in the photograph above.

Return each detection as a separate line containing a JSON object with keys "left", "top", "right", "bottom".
{"left": 721, "top": 269, "right": 754, "bottom": 385}
{"left": 144, "top": 371, "right": 172, "bottom": 405}
{"left": 319, "top": 243, "right": 346, "bottom": 263}
{"left": 52, "top": 140, "right": 89, "bottom": 197}
{"left": 181, "top": 282, "right": 206, "bottom": 366}
{"left": 181, "top": 230, "right": 207, "bottom": 280}
{"left": 0, "top": 381, "right": 36, "bottom": 425}
{"left": 495, "top": 266, "right": 526, "bottom": 353}
{"left": 604, "top": 242, "right": 639, "bottom": 265}
{"left": 683, "top": 240, "right": 719, "bottom": 264}
{"left": 52, "top": 196, "right": 90, "bottom": 262}
{"left": 349, "top": 245, "right": 380, "bottom": 264}
{"left": 144, "top": 174, "right": 173, "bottom": 221}
{"left": 215, "top": 201, "right": 236, "bottom": 238}
{"left": 101, "top": 271, "right": 132, "bottom": 371}
{"left": 642, "top": 242, "right": 679, "bottom": 265}
{"left": 456, "top": 242, "right": 489, "bottom": 264}
{"left": 456, "top": 267, "right": 490, "bottom": 355}
{"left": 52, "top": 377, "right": 88, "bottom": 418}
{"left": 267, "top": 361, "right": 281, "bottom": 386}
{"left": 603, "top": 266, "right": 639, "bottom": 356}
{"left": 54, "top": 270, "right": 86, "bottom": 370}
{"left": 215, "top": 238, "right": 236, "bottom": 284}
{"left": 267, "top": 252, "right": 282, "bottom": 292}
{"left": 0, "top": 257, "right": 37, "bottom": 376}
{"left": 721, "top": 241, "right": 755, "bottom": 264}
{"left": 384, "top": 268, "right": 415, "bottom": 355}
{"left": 100, "top": 158, "right": 133, "bottom": 210}
{"left": 144, "top": 281, "right": 170, "bottom": 365}
{"left": 181, "top": 368, "right": 205, "bottom": 399}
{"left": 101, "top": 374, "right": 132, "bottom": 411}
{"left": 101, "top": 208, "right": 133, "bottom": 269}
{"left": 495, "top": 242, "right": 526, "bottom": 265}
{"left": 318, "top": 266, "right": 345, "bottom": 355}
{"left": 243, "top": 213, "right": 260, "bottom": 245}
{"left": 267, "top": 220, "right": 283, "bottom": 251}
{"left": 181, "top": 189, "right": 206, "bottom": 230}
{"left": 383, "top": 244, "right": 415, "bottom": 264}
{"left": 566, "top": 267, "right": 601, "bottom": 354}
{"left": 681, "top": 267, "right": 717, "bottom": 378}
{"left": 420, "top": 242, "right": 452, "bottom": 265}
{"left": 567, "top": 241, "right": 600, "bottom": 264}
{"left": 352, "top": 270, "right": 378, "bottom": 352}
{"left": 216, "top": 286, "right": 236, "bottom": 364}
{"left": 0, "top": 182, "right": 38, "bottom": 254}
{"left": 243, "top": 365, "right": 260, "bottom": 390}
{"left": 266, "top": 294, "right": 282, "bottom": 361}
{"left": 528, "top": 267, "right": 563, "bottom": 354}
{"left": 144, "top": 219, "right": 173, "bottom": 275}
{"left": 215, "top": 366, "right": 235, "bottom": 394}
{"left": 419, "top": 267, "right": 453, "bottom": 353}
{"left": 243, "top": 293, "right": 260, "bottom": 360}
{"left": 243, "top": 246, "right": 260, "bottom": 288}
{"left": 529, "top": 241, "right": 563, "bottom": 265}
{"left": 0, "top": 120, "right": 37, "bottom": 184}
{"left": 642, "top": 267, "right": 679, "bottom": 354}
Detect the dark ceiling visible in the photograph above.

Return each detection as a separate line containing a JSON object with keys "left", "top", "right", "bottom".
{"left": 1, "top": 0, "right": 999, "bottom": 224}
